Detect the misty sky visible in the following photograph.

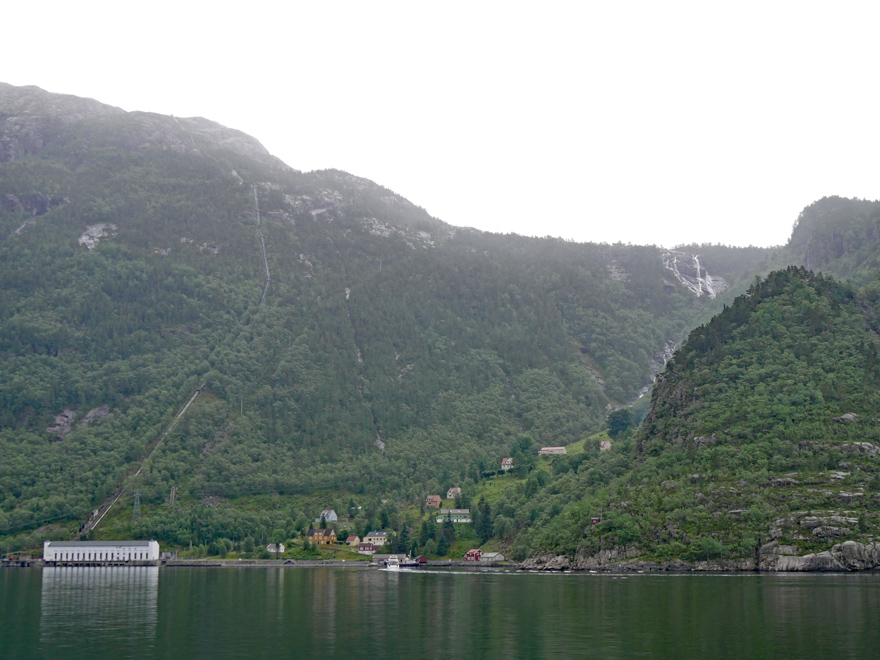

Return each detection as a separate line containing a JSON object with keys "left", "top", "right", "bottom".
{"left": 4, "top": 1, "right": 880, "bottom": 248}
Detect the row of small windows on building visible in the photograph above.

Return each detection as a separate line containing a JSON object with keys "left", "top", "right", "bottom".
{"left": 55, "top": 552, "right": 149, "bottom": 561}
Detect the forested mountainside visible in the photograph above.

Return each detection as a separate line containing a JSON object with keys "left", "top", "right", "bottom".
{"left": 784, "top": 195, "right": 880, "bottom": 284}
{"left": 522, "top": 267, "right": 880, "bottom": 569}
{"left": 0, "top": 83, "right": 778, "bottom": 552}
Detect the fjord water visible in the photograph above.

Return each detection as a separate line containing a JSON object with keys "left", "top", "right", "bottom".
{"left": 2, "top": 567, "right": 879, "bottom": 659}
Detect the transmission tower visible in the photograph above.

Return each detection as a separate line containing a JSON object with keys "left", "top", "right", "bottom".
{"left": 132, "top": 491, "right": 141, "bottom": 520}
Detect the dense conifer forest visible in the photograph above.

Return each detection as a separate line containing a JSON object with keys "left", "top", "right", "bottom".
{"left": 5, "top": 83, "right": 880, "bottom": 568}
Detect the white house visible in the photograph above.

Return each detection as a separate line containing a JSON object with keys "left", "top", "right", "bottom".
{"left": 364, "top": 531, "right": 389, "bottom": 546}
{"left": 501, "top": 457, "right": 515, "bottom": 471}
{"left": 43, "top": 540, "right": 159, "bottom": 563}
{"left": 315, "top": 509, "right": 338, "bottom": 523}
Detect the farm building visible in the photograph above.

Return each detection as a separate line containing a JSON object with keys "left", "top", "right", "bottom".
{"left": 43, "top": 540, "right": 159, "bottom": 564}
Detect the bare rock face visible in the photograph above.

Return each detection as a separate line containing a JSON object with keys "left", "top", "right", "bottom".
{"left": 78, "top": 223, "right": 117, "bottom": 249}
{"left": 47, "top": 408, "right": 77, "bottom": 441}
{"left": 3, "top": 192, "right": 69, "bottom": 217}
{"left": 0, "top": 82, "right": 284, "bottom": 170}
{"left": 662, "top": 250, "right": 727, "bottom": 298}
{"left": 0, "top": 83, "right": 123, "bottom": 162}
{"left": 693, "top": 434, "right": 718, "bottom": 448}
{"left": 573, "top": 545, "right": 644, "bottom": 569}
{"left": 520, "top": 553, "right": 572, "bottom": 570}
{"left": 129, "top": 113, "right": 277, "bottom": 163}
{"left": 831, "top": 412, "right": 859, "bottom": 423}
{"left": 759, "top": 542, "right": 880, "bottom": 572}
{"left": 81, "top": 405, "right": 110, "bottom": 424}
{"left": 841, "top": 442, "right": 880, "bottom": 458}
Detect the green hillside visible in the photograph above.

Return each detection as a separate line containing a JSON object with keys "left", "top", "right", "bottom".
{"left": 1, "top": 83, "right": 772, "bottom": 553}
{"left": 521, "top": 267, "right": 880, "bottom": 569}
{"left": 13, "top": 84, "right": 880, "bottom": 570}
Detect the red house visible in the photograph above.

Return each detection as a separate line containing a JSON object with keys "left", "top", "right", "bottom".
{"left": 464, "top": 548, "right": 483, "bottom": 562}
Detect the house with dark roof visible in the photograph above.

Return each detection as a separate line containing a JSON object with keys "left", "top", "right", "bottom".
{"left": 307, "top": 528, "right": 337, "bottom": 545}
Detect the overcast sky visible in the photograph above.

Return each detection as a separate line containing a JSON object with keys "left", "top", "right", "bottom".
{"left": 4, "top": 1, "right": 880, "bottom": 248}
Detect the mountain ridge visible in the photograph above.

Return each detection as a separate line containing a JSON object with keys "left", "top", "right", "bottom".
{"left": 8, "top": 82, "right": 867, "bottom": 567}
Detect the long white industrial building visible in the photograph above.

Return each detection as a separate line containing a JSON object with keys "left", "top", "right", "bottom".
{"left": 43, "top": 540, "right": 160, "bottom": 563}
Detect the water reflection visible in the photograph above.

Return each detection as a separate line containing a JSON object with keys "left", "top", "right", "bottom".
{"left": 4, "top": 568, "right": 878, "bottom": 659}
{"left": 40, "top": 566, "right": 158, "bottom": 658}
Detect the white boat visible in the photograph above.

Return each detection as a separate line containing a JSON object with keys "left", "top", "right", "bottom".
{"left": 384, "top": 556, "right": 401, "bottom": 570}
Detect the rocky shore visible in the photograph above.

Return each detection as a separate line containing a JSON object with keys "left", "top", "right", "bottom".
{"left": 520, "top": 540, "right": 880, "bottom": 572}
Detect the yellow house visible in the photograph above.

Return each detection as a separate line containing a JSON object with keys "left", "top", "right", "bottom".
{"left": 307, "top": 528, "right": 338, "bottom": 545}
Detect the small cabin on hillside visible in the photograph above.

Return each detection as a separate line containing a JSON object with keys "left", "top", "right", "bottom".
{"left": 446, "top": 487, "right": 462, "bottom": 500}
{"left": 501, "top": 457, "right": 515, "bottom": 471}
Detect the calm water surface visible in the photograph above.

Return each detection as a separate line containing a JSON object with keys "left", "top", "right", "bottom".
{"left": 2, "top": 566, "right": 879, "bottom": 659}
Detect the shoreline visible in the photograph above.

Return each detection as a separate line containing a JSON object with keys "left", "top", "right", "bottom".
{"left": 3, "top": 558, "right": 511, "bottom": 569}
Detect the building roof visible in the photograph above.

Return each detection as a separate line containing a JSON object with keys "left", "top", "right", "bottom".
{"left": 307, "top": 528, "right": 335, "bottom": 537}
{"left": 540, "top": 446, "right": 566, "bottom": 451}
{"left": 45, "top": 540, "right": 155, "bottom": 548}
{"left": 481, "top": 552, "right": 505, "bottom": 560}
{"left": 439, "top": 509, "right": 470, "bottom": 515}
{"left": 365, "top": 530, "right": 388, "bottom": 537}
